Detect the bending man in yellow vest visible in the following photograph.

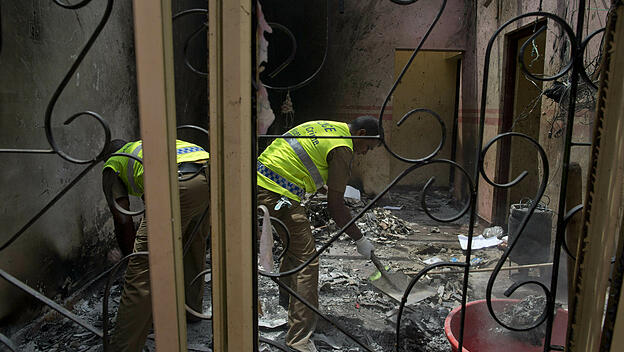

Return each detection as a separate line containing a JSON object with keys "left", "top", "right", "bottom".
{"left": 102, "top": 139, "right": 210, "bottom": 352}
{"left": 257, "top": 116, "right": 382, "bottom": 352}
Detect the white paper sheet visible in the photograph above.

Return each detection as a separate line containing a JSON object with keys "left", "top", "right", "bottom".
{"left": 457, "top": 234, "right": 502, "bottom": 250}
{"left": 343, "top": 185, "right": 361, "bottom": 200}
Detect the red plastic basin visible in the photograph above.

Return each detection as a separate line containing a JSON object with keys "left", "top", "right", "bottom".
{"left": 444, "top": 299, "right": 568, "bottom": 352}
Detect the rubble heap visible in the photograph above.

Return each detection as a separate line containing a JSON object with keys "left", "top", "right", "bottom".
{"left": 10, "top": 284, "right": 123, "bottom": 352}
{"left": 491, "top": 295, "right": 547, "bottom": 346}
{"left": 399, "top": 300, "right": 452, "bottom": 352}
{"left": 305, "top": 196, "right": 416, "bottom": 244}
{"left": 358, "top": 208, "right": 415, "bottom": 243}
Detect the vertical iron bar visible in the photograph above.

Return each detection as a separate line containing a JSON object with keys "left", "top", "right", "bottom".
{"left": 545, "top": 0, "right": 587, "bottom": 350}
{"left": 449, "top": 58, "right": 462, "bottom": 187}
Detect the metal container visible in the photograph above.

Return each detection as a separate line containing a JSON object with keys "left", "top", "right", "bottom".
{"left": 507, "top": 202, "right": 553, "bottom": 265}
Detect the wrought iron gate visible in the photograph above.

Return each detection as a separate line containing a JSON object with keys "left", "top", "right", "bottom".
{"left": 256, "top": 0, "right": 611, "bottom": 351}
{"left": 0, "top": 0, "right": 618, "bottom": 351}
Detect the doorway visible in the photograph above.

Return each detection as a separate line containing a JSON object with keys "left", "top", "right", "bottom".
{"left": 493, "top": 23, "right": 546, "bottom": 224}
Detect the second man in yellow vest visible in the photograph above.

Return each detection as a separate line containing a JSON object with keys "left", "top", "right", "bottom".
{"left": 257, "top": 116, "right": 382, "bottom": 352}
{"left": 102, "top": 139, "right": 210, "bottom": 352}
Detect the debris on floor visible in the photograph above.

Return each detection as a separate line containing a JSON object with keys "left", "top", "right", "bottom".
{"left": 457, "top": 234, "right": 503, "bottom": 250}
{"left": 10, "top": 283, "right": 123, "bottom": 352}
{"left": 9, "top": 269, "right": 214, "bottom": 352}
{"left": 7, "top": 186, "right": 561, "bottom": 352}
{"left": 482, "top": 225, "right": 504, "bottom": 238}
{"left": 491, "top": 295, "right": 549, "bottom": 346}
{"left": 398, "top": 302, "right": 453, "bottom": 352}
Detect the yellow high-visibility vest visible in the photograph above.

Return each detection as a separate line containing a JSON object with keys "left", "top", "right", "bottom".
{"left": 257, "top": 121, "right": 353, "bottom": 201}
{"left": 103, "top": 139, "right": 209, "bottom": 197}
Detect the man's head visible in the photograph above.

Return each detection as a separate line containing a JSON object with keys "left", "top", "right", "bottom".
{"left": 348, "top": 116, "right": 383, "bottom": 155}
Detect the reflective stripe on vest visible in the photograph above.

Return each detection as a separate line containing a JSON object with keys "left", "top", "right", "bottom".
{"left": 257, "top": 161, "right": 305, "bottom": 200}
{"left": 175, "top": 140, "right": 210, "bottom": 163}
{"left": 284, "top": 132, "right": 324, "bottom": 190}
{"left": 126, "top": 144, "right": 143, "bottom": 196}
{"left": 177, "top": 146, "right": 205, "bottom": 155}
{"left": 126, "top": 144, "right": 206, "bottom": 191}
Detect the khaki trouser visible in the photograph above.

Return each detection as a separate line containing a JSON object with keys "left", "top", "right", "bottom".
{"left": 257, "top": 187, "right": 318, "bottom": 351}
{"left": 109, "top": 168, "right": 210, "bottom": 352}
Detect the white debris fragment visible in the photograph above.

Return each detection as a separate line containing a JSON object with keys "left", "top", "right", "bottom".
{"left": 482, "top": 225, "right": 504, "bottom": 238}
{"left": 423, "top": 256, "right": 443, "bottom": 265}
{"left": 343, "top": 185, "right": 361, "bottom": 200}
{"left": 457, "top": 234, "right": 503, "bottom": 250}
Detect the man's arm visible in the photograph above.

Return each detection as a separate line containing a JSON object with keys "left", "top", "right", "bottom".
{"left": 326, "top": 147, "right": 373, "bottom": 258}
{"left": 102, "top": 169, "right": 136, "bottom": 256}
{"left": 327, "top": 188, "right": 362, "bottom": 240}
{"left": 109, "top": 197, "right": 136, "bottom": 256}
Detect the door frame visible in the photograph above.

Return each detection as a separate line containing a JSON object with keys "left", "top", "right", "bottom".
{"left": 493, "top": 20, "right": 546, "bottom": 224}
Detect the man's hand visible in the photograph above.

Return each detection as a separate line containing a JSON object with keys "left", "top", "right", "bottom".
{"left": 355, "top": 237, "right": 374, "bottom": 259}
{"left": 317, "top": 185, "right": 328, "bottom": 195}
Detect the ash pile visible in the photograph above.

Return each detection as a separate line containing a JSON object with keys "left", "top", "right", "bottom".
{"left": 7, "top": 283, "right": 124, "bottom": 352}
{"left": 306, "top": 195, "right": 415, "bottom": 242}
{"left": 490, "top": 295, "right": 551, "bottom": 346}
{"left": 259, "top": 270, "right": 457, "bottom": 352}
{"left": 395, "top": 302, "right": 452, "bottom": 352}
{"left": 7, "top": 274, "right": 213, "bottom": 352}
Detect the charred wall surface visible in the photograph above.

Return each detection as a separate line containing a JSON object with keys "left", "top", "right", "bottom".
{"left": 0, "top": 0, "right": 138, "bottom": 323}
{"left": 0, "top": 0, "right": 208, "bottom": 324}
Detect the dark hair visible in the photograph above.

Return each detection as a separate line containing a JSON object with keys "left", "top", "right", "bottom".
{"left": 350, "top": 115, "right": 383, "bottom": 139}
{"left": 104, "top": 139, "right": 128, "bottom": 159}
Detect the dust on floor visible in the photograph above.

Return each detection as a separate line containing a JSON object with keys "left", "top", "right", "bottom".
{"left": 7, "top": 186, "right": 559, "bottom": 351}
